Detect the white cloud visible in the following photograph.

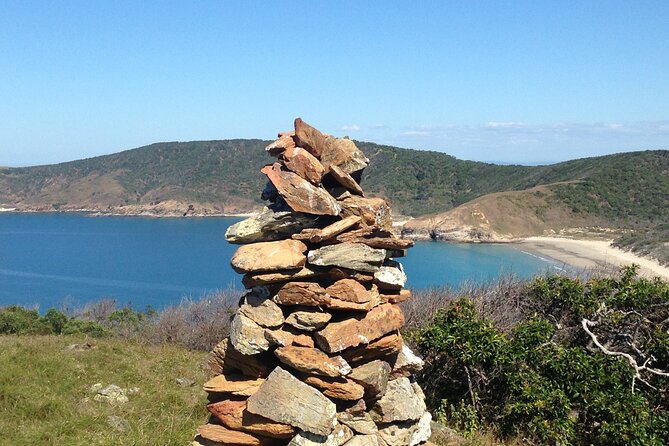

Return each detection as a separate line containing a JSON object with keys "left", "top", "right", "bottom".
{"left": 485, "top": 121, "right": 525, "bottom": 129}
{"left": 340, "top": 124, "right": 361, "bottom": 132}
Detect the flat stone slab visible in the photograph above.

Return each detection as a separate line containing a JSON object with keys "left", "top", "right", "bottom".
{"left": 304, "top": 375, "right": 365, "bottom": 401}
{"left": 207, "top": 399, "right": 297, "bottom": 439}
{"left": 225, "top": 207, "right": 318, "bottom": 244}
{"left": 262, "top": 163, "right": 341, "bottom": 216}
{"left": 246, "top": 367, "right": 337, "bottom": 436}
{"left": 341, "top": 333, "right": 404, "bottom": 365}
{"left": 196, "top": 423, "right": 268, "bottom": 446}
{"left": 274, "top": 282, "right": 331, "bottom": 306}
{"left": 202, "top": 374, "right": 265, "bottom": 396}
{"left": 274, "top": 346, "right": 351, "bottom": 377}
{"left": 285, "top": 308, "right": 332, "bottom": 331}
{"left": 232, "top": 239, "right": 308, "bottom": 274}
{"left": 308, "top": 243, "right": 386, "bottom": 273}
{"left": 282, "top": 146, "right": 325, "bottom": 184}
{"left": 314, "top": 304, "right": 404, "bottom": 354}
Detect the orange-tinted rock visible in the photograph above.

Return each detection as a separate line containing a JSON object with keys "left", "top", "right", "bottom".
{"left": 305, "top": 216, "right": 362, "bottom": 243}
{"left": 266, "top": 134, "right": 297, "bottom": 157}
{"left": 282, "top": 146, "right": 325, "bottom": 184}
{"left": 326, "top": 279, "right": 375, "bottom": 303}
{"left": 379, "top": 289, "right": 411, "bottom": 304}
{"left": 207, "top": 399, "right": 297, "bottom": 439}
{"left": 340, "top": 333, "right": 404, "bottom": 365}
{"left": 329, "top": 164, "right": 364, "bottom": 196}
{"left": 304, "top": 376, "right": 365, "bottom": 401}
{"left": 339, "top": 197, "right": 392, "bottom": 230}
{"left": 314, "top": 304, "right": 404, "bottom": 354}
{"left": 294, "top": 118, "right": 368, "bottom": 174}
{"left": 294, "top": 117, "right": 329, "bottom": 158}
{"left": 231, "top": 239, "right": 307, "bottom": 274}
{"left": 327, "top": 295, "right": 380, "bottom": 312}
{"left": 274, "top": 282, "right": 331, "bottom": 306}
{"left": 320, "top": 137, "right": 369, "bottom": 174}
{"left": 203, "top": 374, "right": 265, "bottom": 396}
{"left": 242, "top": 266, "right": 324, "bottom": 287}
{"left": 265, "top": 327, "right": 297, "bottom": 347}
{"left": 274, "top": 346, "right": 351, "bottom": 377}
{"left": 293, "top": 334, "right": 315, "bottom": 348}
{"left": 196, "top": 424, "right": 268, "bottom": 446}
{"left": 262, "top": 163, "right": 341, "bottom": 216}
{"left": 208, "top": 339, "right": 275, "bottom": 378}
{"left": 285, "top": 308, "right": 332, "bottom": 331}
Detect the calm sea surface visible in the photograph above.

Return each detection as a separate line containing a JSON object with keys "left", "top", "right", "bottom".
{"left": 0, "top": 213, "right": 561, "bottom": 310}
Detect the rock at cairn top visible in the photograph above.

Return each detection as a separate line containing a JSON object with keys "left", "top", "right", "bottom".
{"left": 197, "top": 118, "right": 430, "bottom": 446}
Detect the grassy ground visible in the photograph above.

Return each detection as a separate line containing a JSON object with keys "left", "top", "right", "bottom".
{"left": 0, "top": 335, "right": 209, "bottom": 445}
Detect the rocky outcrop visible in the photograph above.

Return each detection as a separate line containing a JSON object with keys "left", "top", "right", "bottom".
{"left": 194, "top": 119, "right": 429, "bottom": 446}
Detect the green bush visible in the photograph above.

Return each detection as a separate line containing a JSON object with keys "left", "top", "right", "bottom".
{"left": 0, "top": 306, "right": 52, "bottom": 335}
{"left": 61, "top": 319, "right": 108, "bottom": 337}
{"left": 415, "top": 267, "right": 669, "bottom": 445}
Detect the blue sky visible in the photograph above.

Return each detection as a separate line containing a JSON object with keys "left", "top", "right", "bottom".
{"left": 1, "top": 1, "right": 668, "bottom": 166}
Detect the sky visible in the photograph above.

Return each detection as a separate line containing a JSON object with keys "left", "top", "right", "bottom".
{"left": 1, "top": 1, "right": 668, "bottom": 166}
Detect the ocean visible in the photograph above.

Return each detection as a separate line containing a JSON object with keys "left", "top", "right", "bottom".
{"left": 0, "top": 213, "right": 561, "bottom": 310}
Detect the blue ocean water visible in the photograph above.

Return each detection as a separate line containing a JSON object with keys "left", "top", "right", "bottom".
{"left": 0, "top": 213, "right": 561, "bottom": 310}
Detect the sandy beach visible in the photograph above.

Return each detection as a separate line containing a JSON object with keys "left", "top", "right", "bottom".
{"left": 517, "top": 237, "right": 669, "bottom": 280}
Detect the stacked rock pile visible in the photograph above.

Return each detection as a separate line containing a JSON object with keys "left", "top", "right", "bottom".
{"left": 194, "top": 119, "right": 431, "bottom": 446}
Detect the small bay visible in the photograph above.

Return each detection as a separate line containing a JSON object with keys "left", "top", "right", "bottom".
{"left": 0, "top": 213, "right": 560, "bottom": 310}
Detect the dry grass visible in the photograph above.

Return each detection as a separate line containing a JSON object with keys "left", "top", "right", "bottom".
{"left": 0, "top": 335, "right": 210, "bottom": 445}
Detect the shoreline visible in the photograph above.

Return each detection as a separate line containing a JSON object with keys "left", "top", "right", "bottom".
{"left": 2, "top": 208, "right": 667, "bottom": 280}
{"left": 515, "top": 236, "right": 669, "bottom": 280}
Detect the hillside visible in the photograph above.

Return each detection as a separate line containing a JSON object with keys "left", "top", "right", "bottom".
{"left": 403, "top": 150, "right": 668, "bottom": 248}
{"left": 1, "top": 140, "right": 666, "bottom": 224}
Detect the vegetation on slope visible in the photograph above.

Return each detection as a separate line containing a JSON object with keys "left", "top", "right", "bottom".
{"left": 1, "top": 139, "right": 666, "bottom": 224}
{"left": 412, "top": 267, "right": 669, "bottom": 445}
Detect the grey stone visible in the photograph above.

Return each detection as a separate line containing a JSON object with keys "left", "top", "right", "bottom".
{"left": 308, "top": 243, "right": 386, "bottom": 273}
{"left": 225, "top": 206, "right": 318, "bottom": 244}
{"left": 343, "top": 435, "right": 379, "bottom": 446}
{"left": 285, "top": 308, "right": 332, "bottom": 332}
{"left": 175, "top": 377, "right": 195, "bottom": 387}
{"left": 230, "top": 312, "right": 271, "bottom": 355}
{"left": 93, "top": 384, "right": 128, "bottom": 404}
{"left": 246, "top": 367, "right": 337, "bottom": 436}
{"left": 377, "top": 412, "right": 432, "bottom": 446}
{"left": 337, "top": 412, "right": 378, "bottom": 435}
{"left": 107, "top": 415, "right": 131, "bottom": 433}
{"left": 348, "top": 360, "right": 391, "bottom": 400}
{"left": 289, "top": 424, "right": 353, "bottom": 446}
{"left": 371, "top": 378, "right": 426, "bottom": 423}
{"left": 391, "top": 345, "right": 425, "bottom": 378}
{"left": 240, "top": 291, "right": 285, "bottom": 328}
{"left": 373, "top": 261, "right": 407, "bottom": 291}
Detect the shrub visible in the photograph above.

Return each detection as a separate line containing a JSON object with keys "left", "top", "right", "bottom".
{"left": 414, "top": 267, "right": 669, "bottom": 445}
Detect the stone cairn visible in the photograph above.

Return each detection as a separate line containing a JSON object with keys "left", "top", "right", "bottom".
{"left": 194, "top": 119, "right": 431, "bottom": 446}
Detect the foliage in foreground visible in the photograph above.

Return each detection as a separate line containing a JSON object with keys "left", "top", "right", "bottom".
{"left": 414, "top": 266, "right": 669, "bottom": 445}
{"left": 0, "top": 335, "right": 208, "bottom": 446}
{"left": 0, "top": 291, "right": 236, "bottom": 351}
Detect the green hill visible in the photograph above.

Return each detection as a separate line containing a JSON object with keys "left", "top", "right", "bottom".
{"left": 0, "top": 141, "right": 666, "bottom": 262}
{"left": 1, "top": 140, "right": 666, "bottom": 223}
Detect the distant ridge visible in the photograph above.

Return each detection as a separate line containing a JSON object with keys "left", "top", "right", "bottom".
{"left": 0, "top": 140, "right": 666, "bottom": 262}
